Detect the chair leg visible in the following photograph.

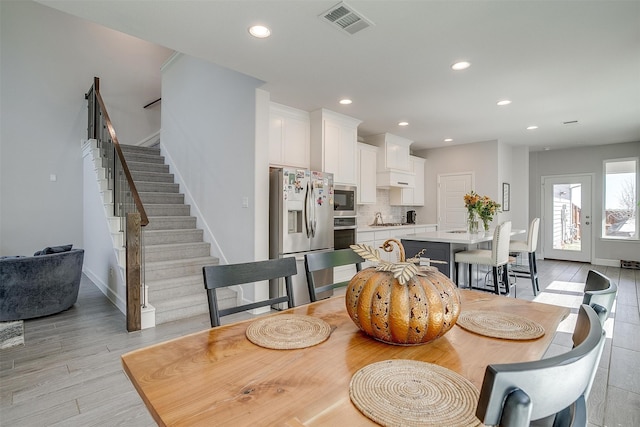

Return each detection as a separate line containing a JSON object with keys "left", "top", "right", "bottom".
{"left": 454, "top": 262, "right": 459, "bottom": 287}
{"left": 501, "top": 264, "right": 512, "bottom": 297}
{"left": 529, "top": 252, "right": 539, "bottom": 295}
{"left": 469, "top": 264, "right": 473, "bottom": 289}
{"left": 492, "top": 267, "right": 500, "bottom": 295}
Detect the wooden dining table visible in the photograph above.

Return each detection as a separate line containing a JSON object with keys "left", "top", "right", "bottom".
{"left": 121, "top": 290, "right": 569, "bottom": 426}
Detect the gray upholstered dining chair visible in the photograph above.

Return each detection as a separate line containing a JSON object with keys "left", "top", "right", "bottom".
{"left": 582, "top": 270, "right": 617, "bottom": 325}
{"left": 476, "top": 304, "right": 605, "bottom": 427}
{"left": 454, "top": 221, "right": 512, "bottom": 295}
{"left": 509, "top": 217, "right": 540, "bottom": 295}
{"left": 202, "top": 257, "right": 297, "bottom": 327}
{"left": 304, "top": 248, "right": 364, "bottom": 302}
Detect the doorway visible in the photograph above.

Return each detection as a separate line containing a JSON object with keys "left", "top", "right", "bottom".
{"left": 438, "top": 172, "right": 474, "bottom": 230}
{"left": 542, "top": 174, "right": 592, "bottom": 262}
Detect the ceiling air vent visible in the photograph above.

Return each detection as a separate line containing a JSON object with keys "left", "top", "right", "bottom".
{"left": 320, "top": 2, "right": 374, "bottom": 35}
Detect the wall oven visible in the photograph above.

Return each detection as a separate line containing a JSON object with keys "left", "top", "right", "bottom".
{"left": 334, "top": 216, "right": 357, "bottom": 250}
{"left": 333, "top": 185, "right": 357, "bottom": 217}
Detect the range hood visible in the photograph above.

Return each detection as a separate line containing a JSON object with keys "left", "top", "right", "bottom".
{"left": 363, "top": 133, "right": 416, "bottom": 188}
{"left": 377, "top": 169, "right": 415, "bottom": 188}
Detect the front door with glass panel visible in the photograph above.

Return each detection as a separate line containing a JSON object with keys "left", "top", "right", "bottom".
{"left": 542, "top": 175, "right": 592, "bottom": 262}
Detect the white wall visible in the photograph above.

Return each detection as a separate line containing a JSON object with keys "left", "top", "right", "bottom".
{"left": 0, "top": 1, "right": 172, "bottom": 255}
{"left": 530, "top": 141, "right": 640, "bottom": 263}
{"left": 82, "top": 142, "right": 126, "bottom": 310}
{"left": 510, "top": 146, "right": 530, "bottom": 230}
{"left": 416, "top": 140, "right": 514, "bottom": 225}
{"left": 161, "top": 54, "right": 264, "bottom": 264}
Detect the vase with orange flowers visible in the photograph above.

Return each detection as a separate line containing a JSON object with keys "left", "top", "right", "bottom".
{"left": 464, "top": 191, "right": 501, "bottom": 234}
{"left": 463, "top": 191, "right": 481, "bottom": 234}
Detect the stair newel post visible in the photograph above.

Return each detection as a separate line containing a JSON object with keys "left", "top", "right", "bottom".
{"left": 126, "top": 212, "right": 142, "bottom": 332}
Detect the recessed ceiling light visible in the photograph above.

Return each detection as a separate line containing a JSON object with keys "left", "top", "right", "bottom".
{"left": 398, "top": 121, "right": 409, "bottom": 126}
{"left": 527, "top": 125, "right": 539, "bottom": 130}
{"left": 451, "top": 61, "right": 471, "bottom": 71}
{"left": 444, "top": 138, "right": 453, "bottom": 142}
{"left": 248, "top": 25, "right": 271, "bottom": 38}
{"left": 497, "top": 100, "right": 512, "bottom": 106}
{"left": 339, "top": 98, "right": 352, "bottom": 105}
{"left": 544, "top": 147, "right": 550, "bottom": 151}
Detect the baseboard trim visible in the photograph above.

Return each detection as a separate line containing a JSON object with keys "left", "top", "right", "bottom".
{"left": 82, "top": 267, "right": 126, "bottom": 314}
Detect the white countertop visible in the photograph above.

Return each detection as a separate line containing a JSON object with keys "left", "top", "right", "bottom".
{"left": 401, "top": 228, "right": 526, "bottom": 244}
{"left": 357, "top": 223, "right": 437, "bottom": 232}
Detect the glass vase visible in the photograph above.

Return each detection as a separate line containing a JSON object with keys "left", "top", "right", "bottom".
{"left": 468, "top": 212, "right": 479, "bottom": 234}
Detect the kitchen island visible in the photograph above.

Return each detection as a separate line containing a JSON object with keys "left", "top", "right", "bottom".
{"left": 355, "top": 223, "right": 438, "bottom": 269}
{"left": 401, "top": 228, "right": 525, "bottom": 279}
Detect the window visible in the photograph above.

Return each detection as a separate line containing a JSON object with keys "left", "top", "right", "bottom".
{"left": 603, "top": 158, "right": 638, "bottom": 239}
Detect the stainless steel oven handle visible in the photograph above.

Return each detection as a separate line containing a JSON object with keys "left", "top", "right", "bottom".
{"left": 334, "top": 225, "right": 357, "bottom": 230}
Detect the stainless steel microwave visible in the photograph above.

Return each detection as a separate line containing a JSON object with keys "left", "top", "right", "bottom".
{"left": 333, "top": 185, "right": 357, "bottom": 217}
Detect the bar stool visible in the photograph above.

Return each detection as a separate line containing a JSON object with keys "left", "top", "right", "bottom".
{"left": 454, "top": 221, "right": 512, "bottom": 295}
{"left": 509, "top": 218, "right": 540, "bottom": 296}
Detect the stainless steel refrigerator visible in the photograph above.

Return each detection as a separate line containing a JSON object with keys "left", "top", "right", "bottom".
{"left": 269, "top": 167, "right": 334, "bottom": 307}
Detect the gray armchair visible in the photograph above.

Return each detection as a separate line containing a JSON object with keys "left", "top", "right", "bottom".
{"left": 0, "top": 249, "right": 84, "bottom": 321}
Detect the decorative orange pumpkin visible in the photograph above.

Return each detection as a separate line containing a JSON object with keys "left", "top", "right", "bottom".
{"left": 346, "top": 239, "right": 461, "bottom": 345}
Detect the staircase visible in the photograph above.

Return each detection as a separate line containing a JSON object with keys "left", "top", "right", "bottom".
{"left": 118, "top": 144, "right": 236, "bottom": 325}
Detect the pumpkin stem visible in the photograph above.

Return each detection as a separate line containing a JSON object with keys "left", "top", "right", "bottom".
{"left": 380, "top": 238, "right": 406, "bottom": 262}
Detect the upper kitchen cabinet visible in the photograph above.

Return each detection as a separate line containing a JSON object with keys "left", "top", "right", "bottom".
{"left": 357, "top": 143, "right": 377, "bottom": 204}
{"left": 269, "top": 102, "right": 310, "bottom": 168}
{"left": 390, "top": 155, "right": 425, "bottom": 206}
{"left": 364, "top": 133, "right": 415, "bottom": 188}
{"left": 310, "top": 109, "right": 362, "bottom": 186}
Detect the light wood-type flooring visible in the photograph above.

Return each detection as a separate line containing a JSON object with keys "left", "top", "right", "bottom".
{"left": 1, "top": 259, "right": 638, "bottom": 426}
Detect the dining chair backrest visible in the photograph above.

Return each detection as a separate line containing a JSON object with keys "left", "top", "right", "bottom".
{"left": 582, "top": 270, "right": 617, "bottom": 325}
{"left": 304, "top": 248, "right": 364, "bottom": 302}
{"left": 202, "top": 257, "right": 297, "bottom": 327}
{"left": 525, "top": 217, "right": 540, "bottom": 252}
{"left": 476, "top": 304, "right": 605, "bottom": 427}
{"left": 491, "top": 221, "right": 512, "bottom": 267}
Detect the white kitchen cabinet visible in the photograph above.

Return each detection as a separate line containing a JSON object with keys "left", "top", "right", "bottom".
{"left": 363, "top": 133, "right": 415, "bottom": 188}
{"left": 310, "top": 109, "right": 361, "bottom": 185}
{"left": 390, "top": 156, "right": 425, "bottom": 206}
{"left": 365, "top": 133, "right": 412, "bottom": 171}
{"left": 357, "top": 143, "right": 377, "bottom": 204}
{"left": 269, "top": 103, "right": 310, "bottom": 168}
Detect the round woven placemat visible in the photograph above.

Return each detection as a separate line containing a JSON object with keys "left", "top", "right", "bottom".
{"left": 457, "top": 310, "right": 545, "bottom": 340}
{"left": 245, "top": 314, "right": 332, "bottom": 350}
{"left": 349, "top": 359, "right": 482, "bottom": 427}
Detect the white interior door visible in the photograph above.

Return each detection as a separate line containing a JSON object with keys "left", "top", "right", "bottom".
{"left": 542, "top": 174, "right": 592, "bottom": 262}
{"left": 438, "top": 172, "right": 474, "bottom": 230}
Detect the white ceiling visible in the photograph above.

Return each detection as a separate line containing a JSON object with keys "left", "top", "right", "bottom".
{"left": 38, "top": 0, "right": 640, "bottom": 151}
